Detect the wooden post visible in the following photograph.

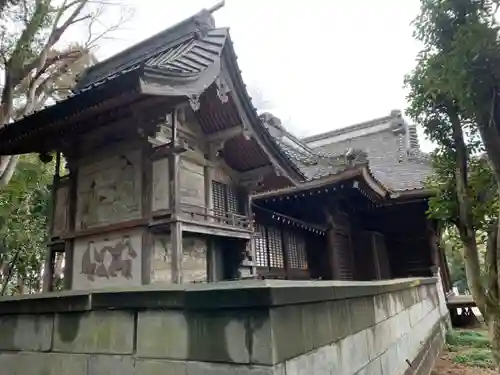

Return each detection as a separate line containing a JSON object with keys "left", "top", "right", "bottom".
{"left": 49, "top": 152, "right": 61, "bottom": 235}
{"left": 63, "top": 159, "right": 78, "bottom": 290}
{"left": 204, "top": 147, "right": 214, "bottom": 216}
{"left": 141, "top": 144, "right": 154, "bottom": 285}
{"left": 169, "top": 109, "right": 183, "bottom": 283}
{"left": 277, "top": 220, "right": 290, "bottom": 279}
{"left": 324, "top": 209, "right": 340, "bottom": 280}
{"left": 170, "top": 221, "right": 183, "bottom": 283}
{"left": 371, "top": 236, "right": 382, "bottom": 281}
{"left": 247, "top": 195, "right": 257, "bottom": 277}
{"left": 42, "top": 247, "right": 54, "bottom": 292}
{"left": 427, "top": 220, "right": 444, "bottom": 282}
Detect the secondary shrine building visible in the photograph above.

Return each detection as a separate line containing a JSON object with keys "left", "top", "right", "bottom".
{"left": 0, "top": 7, "right": 452, "bottom": 293}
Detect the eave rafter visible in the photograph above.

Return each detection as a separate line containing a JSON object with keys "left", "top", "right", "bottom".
{"left": 252, "top": 166, "right": 388, "bottom": 201}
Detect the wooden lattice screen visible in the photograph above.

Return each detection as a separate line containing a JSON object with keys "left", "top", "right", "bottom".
{"left": 267, "top": 227, "right": 284, "bottom": 268}
{"left": 226, "top": 186, "right": 239, "bottom": 214}
{"left": 253, "top": 224, "right": 311, "bottom": 274}
{"left": 211, "top": 181, "right": 240, "bottom": 216}
{"left": 212, "top": 181, "right": 226, "bottom": 216}
{"left": 285, "top": 231, "right": 308, "bottom": 269}
{"left": 254, "top": 224, "right": 268, "bottom": 267}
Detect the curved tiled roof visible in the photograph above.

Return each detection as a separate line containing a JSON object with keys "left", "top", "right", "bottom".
{"left": 261, "top": 112, "right": 433, "bottom": 192}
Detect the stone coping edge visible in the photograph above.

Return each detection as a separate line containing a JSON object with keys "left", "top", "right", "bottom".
{"left": 0, "top": 277, "right": 437, "bottom": 315}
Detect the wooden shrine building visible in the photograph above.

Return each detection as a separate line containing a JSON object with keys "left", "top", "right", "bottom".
{"left": 0, "top": 4, "right": 305, "bottom": 291}
{"left": 0, "top": 4, "right": 452, "bottom": 293}
{"left": 252, "top": 112, "right": 453, "bottom": 291}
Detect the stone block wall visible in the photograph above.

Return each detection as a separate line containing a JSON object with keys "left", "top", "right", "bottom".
{"left": 0, "top": 278, "right": 449, "bottom": 375}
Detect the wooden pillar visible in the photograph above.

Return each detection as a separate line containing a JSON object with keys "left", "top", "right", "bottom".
{"left": 324, "top": 208, "right": 340, "bottom": 280}
{"left": 141, "top": 144, "right": 154, "bottom": 285}
{"left": 247, "top": 195, "right": 257, "bottom": 277}
{"left": 63, "top": 159, "right": 77, "bottom": 290}
{"left": 372, "top": 237, "right": 383, "bottom": 281}
{"left": 169, "top": 109, "right": 183, "bottom": 283}
{"left": 280, "top": 223, "right": 290, "bottom": 279}
{"left": 48, "top": 152, "right": 61, "bottom": 235}
{"left": 170, "top": 221, "right": 183, "bottom": 283}
{"left": 42, "top": 247, "right": 55, "bottom": 292}
{"left": 427, "top": 221, "right": 441, "bottom": 273}
{"left": 204, "top": 146, "right": 215, "bottom": 216}
{"left": 207, "top": 238, "right": 216, "bottom": 282}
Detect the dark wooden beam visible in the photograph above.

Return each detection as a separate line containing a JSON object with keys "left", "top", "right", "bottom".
{"left": 63, "top": 161, "right": 78, "bottom": 291}
{"left": 150, "top": 140, "right": 189, "bottom": 160}
{"left": 206, "top": 124, "right": 246, "bottom": 143}
{"left": 169, "top": 108, "right": 183, "bottom": 283}
{"left": 141, "top": 143, "right": 154, "bottom": 285}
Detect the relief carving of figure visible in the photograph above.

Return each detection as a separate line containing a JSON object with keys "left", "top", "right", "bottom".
{"left": 80, "top": 180, "right": 100, "bottom": 229}
{"left": 79, "top": 154, "right": 139, "bottom": 229}
{"left": 116, "top": 156, "right": 138, "bottom": 212}
{"left": 80, "top": 236, "right": 138, "bottom": 281}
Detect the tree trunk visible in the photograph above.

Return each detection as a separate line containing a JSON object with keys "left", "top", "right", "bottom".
{"left": 448, "top": 104, "right": 488, "bottom": 313}
{"left": 487, "top": 312, "right": 500, "bottom": 371}
{"left": 0, "top": 155, "right": 19, "bottom": 186}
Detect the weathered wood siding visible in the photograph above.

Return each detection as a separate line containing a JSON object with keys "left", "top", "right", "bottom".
{"left": 179, "top": 159, "right": 205, "bottom": 207}
{"left": 152, "top": 158, "right": 170, "bottom": 211}
{"left": 75, "top": 149, "right": 142, "bottom": 230}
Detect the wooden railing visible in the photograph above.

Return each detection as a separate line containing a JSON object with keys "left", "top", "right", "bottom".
{"left": 180, "top": 204, "right": 252, "bottom": 230}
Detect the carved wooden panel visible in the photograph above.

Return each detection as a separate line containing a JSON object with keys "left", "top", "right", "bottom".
{"left": 72, "top": 228, "right": 143, "bottom": 290}
{"left": 52, "top": 184, "right": 70, "bottom": 237}
{"left": 75, "top": 150, "right": 142, "bottom": 230}
{"left": 153, "top": 234, "right": 173, "bottom": 283}
{"left": 152, "top": 158, "right": 170, "bottom": 211}
{"left": 179, "top": 159, "right": 205, "bottom": 207}
{"left": 152, "top": 234, "right": 207, "bottom": 283}
{"left": 182, "top": 237, "right": 207, "bottom": 283}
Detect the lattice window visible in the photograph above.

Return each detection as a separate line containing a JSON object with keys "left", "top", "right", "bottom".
{"left": 285, "top": 231, "right": 308, "bottom": 269}
{"left": 211, "top": 181, "right": 241, "bottom": 216}
{"left": 212, "top": 181, "right": 226, "bottom": 216}
{"left": 254, "top": 224, "right": 268, "bottom": 267}
{"left": 226, "top": 186, "right": 239, "bottom": 214}
{"left": 267, "top": 227, "right": 284, "bottom": 268}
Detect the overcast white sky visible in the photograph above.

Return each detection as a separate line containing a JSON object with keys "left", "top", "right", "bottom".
{"left": 93, "top": 0, "right": 428, "bottom": 148}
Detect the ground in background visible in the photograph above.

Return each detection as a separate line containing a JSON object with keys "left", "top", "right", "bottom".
{"left": 432, "top": 329, "right": 496, "bottom": 374}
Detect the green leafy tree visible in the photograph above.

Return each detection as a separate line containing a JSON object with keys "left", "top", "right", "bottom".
{"left": 0, "top": 154, "right": 54, "bottom": 294}
{"left": 0, "top": 0, "right": 130, "bottom": 186}
{"left": 0, "top": 0, "right": 131, "bottom": 292}
{"left": 406, "top": 0, "right": 500, "bottom": 367}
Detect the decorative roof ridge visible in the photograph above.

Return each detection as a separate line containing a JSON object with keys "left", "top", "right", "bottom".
{"left": 259, "top": 112, "right": 369, "bottom": 172}
{"left": 75, "top": 2, "right": 225, "bottom": 92}
{"left": 406, "top": 149, "right": 432, "bottom": 165}
{"left": 314, "top": 148, "right": 368, "bottom": 166}
{"left": 301, "top": 110, "right": 403, "bottom": 144}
